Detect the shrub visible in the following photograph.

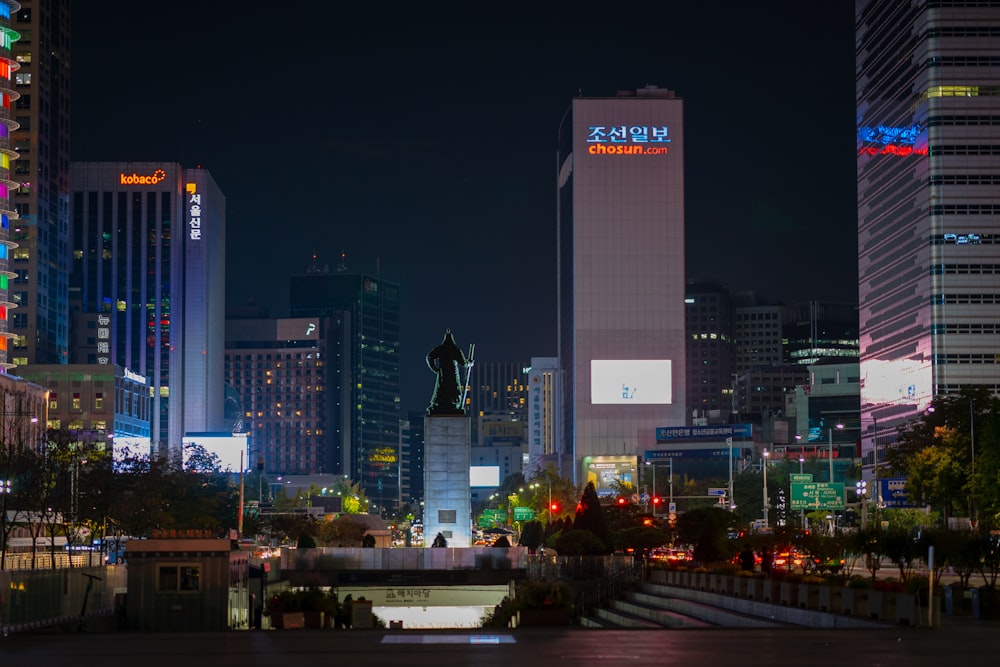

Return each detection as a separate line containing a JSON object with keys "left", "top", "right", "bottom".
{"left": 847, "top": 576, "right": 873, "bottom": 589}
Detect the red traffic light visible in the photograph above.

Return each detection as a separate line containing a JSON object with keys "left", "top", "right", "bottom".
{"left": 616, "top": 497, "right": 628, "bottom": 506}
{"left": 549, "top": 501, "right": 560, "bottom": 512}
{"left": 652, "top": 496, "right": 662, "bottom": 505}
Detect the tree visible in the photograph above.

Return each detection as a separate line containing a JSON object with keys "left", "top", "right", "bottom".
{"left": 518, "top": 519, "right": 544, "bottom": 553}
{"left": 886, "top": 388, "right": 1000, "bottom": 525}
{"left": 675, "top": 507, "right": 735, "bottom": 563}
{"left": 572, "top": 482, "right": 613, "bottom": 554}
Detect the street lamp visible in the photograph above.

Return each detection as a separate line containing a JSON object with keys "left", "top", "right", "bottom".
{"left": 799, "top": 455, "right": 806, "bottom": 530}
{"left": 0, "top": 478, "right": 10, "bottom": 568}
{"left": 855, "top": 480, "right": 868, "bottom": 529}
{"left": 762, "top": 448, "right": 770, "bottom": 530}
{"left": 828, "top": 423, "right": 844, "bottom": 483}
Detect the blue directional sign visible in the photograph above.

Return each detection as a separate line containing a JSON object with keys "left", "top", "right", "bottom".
{"left": 878, "top": 478, "right": 917, "bottom": 508}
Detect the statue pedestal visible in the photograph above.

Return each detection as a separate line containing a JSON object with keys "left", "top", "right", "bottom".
{"left": 423, "top": 415, "right": 472, "bottom": 547}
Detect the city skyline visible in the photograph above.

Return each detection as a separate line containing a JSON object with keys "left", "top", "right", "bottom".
{"left": 69, "top": 3, "right": 858, "bottom": 413}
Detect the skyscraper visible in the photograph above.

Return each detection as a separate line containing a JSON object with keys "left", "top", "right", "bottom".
{"left": 8, "top": 1, "right": 71, "bottom": 368}
{"left": 289, "top": 267, "right": 401, "bottom": 516}
{"left": 224, "top": 316, "right": 329, "bottom": 476}
{"left": 69, "top": 162, "right": 226, "bottom": 459}
{"left": 856, "top": 1, "right": 1000, "bottom": 476}
{"left": 556, "top": 87, "right": 687, "bottom": 481}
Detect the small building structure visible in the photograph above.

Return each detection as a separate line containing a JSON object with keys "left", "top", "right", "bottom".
{"left": 126, "top": 531, "right": 248, "bottom": 631}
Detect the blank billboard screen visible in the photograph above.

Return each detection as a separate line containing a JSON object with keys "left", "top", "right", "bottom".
{"left": 470, "top": 466, "right": 501, "bottom": 487}
{"left": 591, "top": 360, "right": 672, "bottom": 405}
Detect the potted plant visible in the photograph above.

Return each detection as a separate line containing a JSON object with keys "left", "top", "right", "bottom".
{"left": 264, "top": 590, "right": 305, "bottom": 629}
{"left": 301, "top": 588, "right": 337, "bottom": 628}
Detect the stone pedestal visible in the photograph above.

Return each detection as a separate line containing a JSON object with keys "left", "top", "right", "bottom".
{"left": 423, "top": 415, "right": 472, "bottom": 547}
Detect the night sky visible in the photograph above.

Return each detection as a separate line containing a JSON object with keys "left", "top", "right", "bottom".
{"left": 70, "top": 3, "right": 858, "bottom": 413}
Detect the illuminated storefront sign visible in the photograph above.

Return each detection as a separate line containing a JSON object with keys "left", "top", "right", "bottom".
{"left": 119, "top": 169, "right": 166, "bottom": 185}
{"left": 96, "top": 314, "right": 110, "bottom": 365}
{"left": 124, "top": 367, "right": 147, "bottom": 385}
{"left": 857, "top": 123, "right": 926, "bottom": 156}
{"left": 586, "top": 124, "right": 671, "bottom": 156}
{"left": 186, "top": 182, "right": 201, "bottom": 241}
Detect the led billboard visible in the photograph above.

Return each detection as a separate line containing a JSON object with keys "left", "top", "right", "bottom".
{"left": 182, "top": 433, "right": 248, "bottom": 473}
{"left": 590, "top": 360, "right": 672, "bottom": 405}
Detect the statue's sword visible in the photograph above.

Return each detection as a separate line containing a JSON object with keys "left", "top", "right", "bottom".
{"left": 460, "top": 343, "right": 475, "bottom": 410}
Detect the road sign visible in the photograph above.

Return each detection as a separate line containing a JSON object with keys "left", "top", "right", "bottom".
{"left": 790, "top": 482, "right": 845, "bottom": 510}
{"left": 640, "top": 493, "right": 650, "bottom": 504}
{"left": 790, "top": 473, "right": 813, "bottom": 484}
{"left": 707, "top": 488, "right": 727, "bottom": 497}
{"left": 668, "top": 502, "right": 676, "bottom": 513}
{"left": 482, "top": 509, "right": 507, "bottom": 523}
{"left": 513, "top": 507, "right": 535, "bottom": 521}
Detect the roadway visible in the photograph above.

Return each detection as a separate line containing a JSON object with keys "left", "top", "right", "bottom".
{"left": 3, "top": 622, "right": 999, "bottom": 667}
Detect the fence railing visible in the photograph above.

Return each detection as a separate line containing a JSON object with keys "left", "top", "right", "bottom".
{"left": 0, "top": 564, "right": 127, "bottom": 633}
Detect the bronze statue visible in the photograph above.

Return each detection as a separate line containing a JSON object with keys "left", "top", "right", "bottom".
{"left": 426, "top": 329, "right": 472, "bottom": 416}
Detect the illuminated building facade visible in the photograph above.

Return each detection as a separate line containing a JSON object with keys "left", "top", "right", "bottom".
{"left": 224, "top": 316, "right": 330, "bottom": 476}
{"left": 526, "top": 357, "right": 562, "bottom": 476}
{"left": 289, "top": 269, "right": 401, "bottom": 516}
{"left": 0, "top": 1, "right": 21, "bottom": 372}
{"left": 7, "top": 1, "right": 71, "bottom": 368}
{"left": 856, "top": 1, "right": 1000, "bottom": 476}
{"left": 69, "top": 162, "right": 226, "bottom": 460}
{"left": 17, "top": 363, "right": 152, "bottom": 454}
{"left": 556, "top": 87, "right": 687, "bottom": 481}
{"left": 467, "top": 361, "right": 528, "bottom": 444}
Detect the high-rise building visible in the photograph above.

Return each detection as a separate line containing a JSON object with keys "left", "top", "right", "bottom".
{"left": 856, "top": 1, "right": 1000, "bottom": 476}
{"left": 556, "top": 87, "right": 687, "bottom": 481}
{"left": 467, "top": 361, "right": 528, "bottom": 445}
{"left": 526, "top": 356, "right": 562, "bottom": 476}
{"left": 732, "top": 294, "right": 784, "bottom": 374}
{"left": 402, "top": 411, "right": 425, "bottom": 507}
{"left": 782, "top": 301, "right": 859, "bottom": 366}
{"left": 685, "top": 280, "right": 735, "bottom": 420}
{"left": 224, "top": 315, "right": 329, "bottom": 476}
{"left": 7, "top": 1, "right": 71, "bottom": 368}
{"left": 68, "top": 162, "right": 226, "bottom": 460}
{"left": 289, "top": 267, "right": 401, "bottom": 516}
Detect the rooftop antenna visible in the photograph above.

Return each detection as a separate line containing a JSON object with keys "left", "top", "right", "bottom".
{"left": 307, "top": 250, "right": 319, "bottom": 273}
{"left": 337, "top": 250, "right": 348, "bottom": 272}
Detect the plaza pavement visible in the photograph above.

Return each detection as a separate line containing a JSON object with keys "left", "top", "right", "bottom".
{"left": 2, "top": 616, "right": 1000, "bottom": 667}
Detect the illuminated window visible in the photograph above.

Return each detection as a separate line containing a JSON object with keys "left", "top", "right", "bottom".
{"left": 95, "top": 393, "right": 103, "bottom": 410}
{"left": 14, "top": 72, "right": 29, "bottom": 86}
{"left": 72, "top": 393, "right": 81, "bottom": 410}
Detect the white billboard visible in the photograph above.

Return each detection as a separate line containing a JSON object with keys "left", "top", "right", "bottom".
{"left": 470, "top": 466, "right": 501, "bottom": 487}
{"left": 590, "top": 360, "right": 672, "bottom": 405}
{"left": 182, "top": 433, "right": 248, "bottom": 473}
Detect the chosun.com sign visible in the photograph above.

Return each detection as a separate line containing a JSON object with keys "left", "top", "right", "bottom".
{"left": 119, "top": 169, "right": 167, "bottom": 185}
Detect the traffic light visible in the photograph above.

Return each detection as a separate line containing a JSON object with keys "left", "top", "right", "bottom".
{"left": 616, "top": 496, "right": 628, "bottom": 506}
{"left": 549, "top": 501, "right": 561, "bottom": 513}
{"left": 651, "top": 496, "right": 662, "bottom": 507}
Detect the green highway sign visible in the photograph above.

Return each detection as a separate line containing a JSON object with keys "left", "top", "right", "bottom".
{"left": 513, "top": 507, "right": 535, "bottom": 521}
{"left": 790, "top": 482, "right": 845, "bottom": 510}
{"left": 790, "top": 473, "right": 813, "bottom": 484}
{"left": 482, "top": 509, "right": 507, "bottom": 523}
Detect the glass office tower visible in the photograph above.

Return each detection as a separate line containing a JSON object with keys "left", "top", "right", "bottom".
{"left": 69, "top": 162, "right": 226, "bottom": 460}
{"left": 857, "top": 1, "right": 1000, "bottom": 476}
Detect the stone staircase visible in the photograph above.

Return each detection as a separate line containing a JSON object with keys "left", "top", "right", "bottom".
{"left": 580, "top": 582, "right": 889, "bottom": 629}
